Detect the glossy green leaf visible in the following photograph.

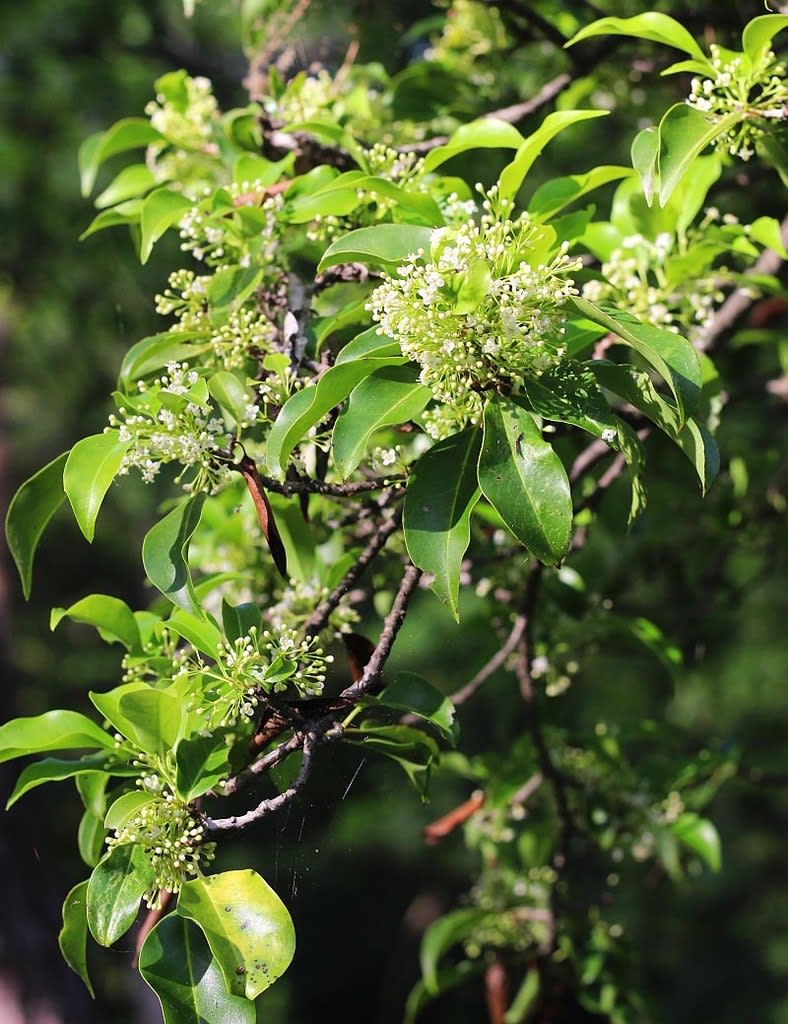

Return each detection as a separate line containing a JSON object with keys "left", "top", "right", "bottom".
{"left": 104, "top": 790, "right": 157, "bottom": 832}
{"left": 332, "top": 365, "right": 431, "bottom": 477}
{"left": 671, "top": 813, "right": 721, "bottom": 871}
{"left": 139, "top": 188, "right": 194, "bottom": 264}
{"left": 266, "top": 359, "right": 401, "bottom": 477}
{"left": 51, "top": 594, "right": 142, "bottom": 652}
{"left": 0, "top": 709, "right": 113, "bottom": 763}
{"left": 142, "top": 494, "right": 206, "bottom": 612}
{"left": 77, "top": 771, "right": 110, "bottom": 819}
{"left": 175, "top": 733, "right": 233, "bottom": 802}
{"left": 207, "top": 371, "right": 251, "bottom": 425}
{"left": 742, "top": 15, "right": 788, "bottom": 61}
{"left": 87, "top": 843, "right": 155, "bottom": 946}
{"left": 672, "top": 417, "right": 720, "bottom": 493}
{"left": 289, "top": 173, "right": 441, "bottom": 226}
{"left": 655, "top": 104, "right": 740, "bottom": 205}
{"left": 177, "top": 870, "right": 296, "bottom": 999}
{"left": 569, "top": 297, "right": 701, "bottom": 420}
{"left": 221, "top": 600, "right": 262, "bottom": 643}
{"left": 479, "top": 398, "right": 572, "bottom": 564}
{"left": 95, "top": 164, "right": 156, "bottom": 209}
{"left": 63, "top": 431, "right": 130, "bottom": 543}
{"left": 6, "top": 751, "right": 128, "bottom": 808}
{"left": 528, "top": 166, "right": 633, "bottom": 221}
{"left": 377, "top": 672, "right": 457, "bottom": 745}
{"left": 748, "top": 216, "right": 787, "bottom": 259}
{"left": 59, "top": 881, "right": 94, "bottom": 997}
{"left": 423, "top": 118, "right": 525, "bottom": 173}
{"left": 523, "top": 362, "right": 618, "bottom": 438}
{"left": 615, "top": 421, "right": 648, "bottom": 523}
{"left": 78, "top": 809, "right": 107, "bottom": 868}
{"left": 346, "top": 723, "right": 439, "bottom": 799}
{"left": 119, "top": 332, "right": 209, "bottom": 388}
{"left": 204, "top": 265, "right": 264, "bottom": 309}
{"left": 139, "top": 914, "right": 256, "bottom": 1024}
{"left": 590, "top": 361, "right": 682, "bottom": 435}
{"left": 233, "top": 152, "right": 292, "bottom": 187}
{"left": 631, "top": 126, "right": 660, "bottom": 205}
{"left": 317, "top": 224, "right": 433, "bottom": 273}
{"left": 420, "top": 908, "right": 493, "bottom": 992}
{"left": 165, "top": 609, "right": 223, "bottom": 660}
{"left": 5, "top": 451, "right": 67, "bottom": 598}
{"left": 78, "top": 118, "right": 162, "bottom": 196}
{"left": 334, "top": 327, "right": 402, "bottom": 365}
{"left": 90, "top": 683, "right": 182, "bottom": 756}
{"left": 79, "top": 200, "right": 144, "bottom": 241}
{"left": 566, "top": 14, "right": 707, "bottom": 61}
{"left": 498, "top": 110, "right": 607, "bottom": 200}
{"left": 403, "top": 428, "right": 481, "bottom": 620}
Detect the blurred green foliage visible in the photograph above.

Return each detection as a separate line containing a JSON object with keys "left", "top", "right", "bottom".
{"left": 1, "top": 1, "right": 787, "bottom": 1022}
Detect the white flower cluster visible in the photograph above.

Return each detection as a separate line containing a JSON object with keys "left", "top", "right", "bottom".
{"left": 145, "top": 74, "right": 218, "bottom": 151}
{"left": 686, "top": 44, "right": 788, "bottom": 161}
{"left": 266, "top": 578, "right": 359, "bottom": 636}
{"left": 581, "top": 232, "right": 726, "bottom": 342}
{"left": 107, "top": 788, "right": 215, "bottom": 907}
{"left": 108, "top": 362, "right": 233, "bottom": 491}
{"left": 179, "top": 189, "right": 284, "bottom": 266}
{"left": 367, "top": 195, "right": 581, "bottom": 434}
{"left": 186, "top": 625, "right": 334, "bottom": 727}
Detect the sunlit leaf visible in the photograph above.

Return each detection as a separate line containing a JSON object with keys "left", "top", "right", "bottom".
{"left": 478, "top": 397, "right": 572, "bottom": 564}
{"left": 566, "top": 14, "right": 708, "bottom": 61}
{"left": 63, "top": 432, "right": 130, "bottom": 543}
{"left": 177, "top": 870, "right": 296, "bottom": 999}
{"left": 87, "top": 844, "right": 155, "bottom": 946}
{"left": 51, "top": 594, "right": 142, "bottom": 652}
{"left": 139, "top": 188, "right": 194, "bottom": 263}
{"left": 78, "top": 118, "right": 162, "bottom": 197}
{"left": 422, "top": 117, "right": 525, "bottom": 172}
{"left": 403, "top": 428, "right": 481, "bottom": 620}
{"left": 317, "top": 224, "right": 433, "bottom": 273}
{"left": 142, "top": 494, "right": 206, "bottom": 613}
{"left": 0, "top": 710, "right": 113, "bottom": 764}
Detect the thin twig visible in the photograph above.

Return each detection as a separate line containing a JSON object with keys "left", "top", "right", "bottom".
{"left": 341, "top": 563, "right": 423, "bottom": 699}
{"left": 255, "top": 470, "right": 405, "bottom": 498}
{"left": 450, "top": 613, "right": 528, "bottom": 705}
{"left": 303, "top": 510, "right": 402, "bottom": 636}
{"left": 203, "top": 728, "right": 320, "bottom": 832}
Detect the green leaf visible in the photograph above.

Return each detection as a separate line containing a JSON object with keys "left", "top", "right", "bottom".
{"left": 376, "top": 672, "right": 457, "bottom": 745}
{"left": 63, "top": 432, "right": 130, "bottom": 543}
{"left": 615, "top": 421, "right": 648, "bottom": 524}
{"left": 566, "top": 14, "right": 708, "bottom": 61}
{"left": 59, "top": 881, "right": 94, "bottom": 997}
{"left": 655, "top": 104, "right": 740, "bottom": 205}
{"left": 142, "top": 494, "right": 206, "bottom": 613}
{"left": 119, "top": 332, "right": 210, "bottom": 389}
{"left": 748, "top": 216, "right": 787, "bottom": 259}
{"left": 78, "top": 809, "right": 107, "bottom": 868}
{"left": 423, "top": 118, "right": 525, "bottom": 173}
{"left": 95, "top": 164, "right": 156, "bottom": 209}
{"left": 590, "top": 361, "right": 682, "bottom": 435}
{"left": 166, "top": 608, "right": 223, "bottom": 659}
{"left": 87, "top": 843, "right": 155, "bottom": 946}
{"left": 207, "top": 371, "right": 251, "bottom": 425}
{"left": 569, "top": 297, "right": 701, "bottom": 420}
{"left": 175, "top": 733, "right": 233, "bottom": 802}
{"left": 104, "top": 790, "right": 157, "bottom": 831}
{"left": 51, "top": 594, "right": 142, "bottom": 652}
{"left": 139, "top": 188, "right": 194, "bottom": 263}
{"left": 78, "top": 118, "right": 162, "bottom": 197}
{"left": 139, "top": 914, "right": 256, "bottom": 1024}
{"left": 498, "top": 110, "right": 608, "bottom": 200}
{"left": 403, "top": 428, "right": 482, "bottom": 620}
{"left": 79, "top": 200, "right": 144, "bottom": 241}
{"left": 6, "top": 751, "right": 129, "bottom": 808}
{"left": 478, "top": 397, "right": 572, "bottom": 564}
{"left": 742, "top": 15, "right": 788, "bottom": 61}
{"left": 672, "top": 417, "right": 720, "bottom": 493}
{"left": 266, "top": 359, "right": 401, "bottom": 477}
{"left": 346, "top": 723, "right": 439, "bottom": 799}
{"left": 420, "top": 908, "right": 493, "bottom": 992}
{"left": 317, "top": 224, "right": 433, "bottom": 273}
{"left": 522, "top": 362, "right": 618, "bottom": 438}
{"left": 5, "top": 451, "right": 68, "bottom": 598}
{"left": 332, "top": 365, "right": 431, "bottom": 477}
{"left": 671, "top": 813, "right": 721, "bottom": 871}
{"left": 221, "top": 600, "right": 262, "bottom": 643}
{"left": 204, "top": 265, "right": 264, "bottom": 309}
{"left": 0, "top": 710, "right": 113, "bottom": 763}
{"left": 334, "top": 327, "right": 402, "bottom": 365}
{"left": 177, "top": 870, "right": 296, "bottom": 999}
{"left": 90, "top": 683, "right": 182, "bottom": 756}
{"left": 528, "top": 166, "right": 633, "bottom": 222}
{"left": 631, "top": 126, "right": 660, "bottom": 206}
